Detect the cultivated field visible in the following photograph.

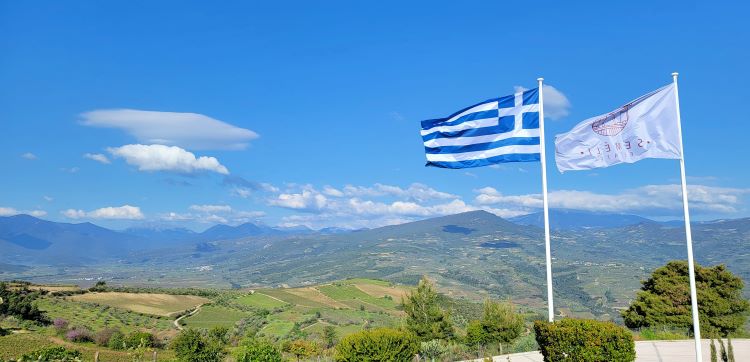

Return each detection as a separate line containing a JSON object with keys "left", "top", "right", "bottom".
{"left": 181, "top": 278, "right": 410, "bottom": 340}
{"left": 70, "top": 292, "right": 210, "bottom": 317}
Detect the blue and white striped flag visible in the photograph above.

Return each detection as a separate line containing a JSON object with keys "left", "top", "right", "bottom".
{"left": 421, "top": 88, "right": 541, "bottom": 168}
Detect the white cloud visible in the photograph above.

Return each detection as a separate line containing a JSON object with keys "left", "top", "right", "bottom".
{"left": 0, "top": 207, "right": 20, "bottom": 216}
{"left": 515, "top": 84, "right": 571, "bottom": 120}
{"left": 340, "top": 183, "right": 457, "bottom": 202}
{"left": 270, "top": 190, "right": 328, "bottom": 211}
{"left": 262, "top": 181, "right": 748, "bottom": 229}
{"left": 189, "top": 204, "right": 232, "bottom": 213}
{"left": 322, "top": 186, "right": 345, "bottom": 197}
{"left": 108, "top": 144, "right": 229, "bottom": 175}
{"left": 231, "top": 187, "right": 252, "bottom": 198}
{"left": 62, "top": 205, "right": 144, "bottom": 220}
{"left": 161, "top": 207, "right": 265, "bottom": 225}
{"left": 61, "top": 167, "right": 80, "bottom": 173}
{"left": 474, "top": 184, "right": 749, "bottom": 215}
{"left": 81, "top": 109, "right": 258, "bottom": 150}
{"left": 83, "top": 153, "right": 111, "bottom": 164}
{"left": 0, "top": 207, "right": 47, "bottom": 217}
{"left": 541, "top": 85, "right": 571, "bottom": 120}
{"left": 43, "top": 196, "right": 54, "bottom": 202}
{"left": 62, "top": 209, "right": 87, "bottom": 219}
{"left": 21, "top": 152, "right": 37, "bottom": 160}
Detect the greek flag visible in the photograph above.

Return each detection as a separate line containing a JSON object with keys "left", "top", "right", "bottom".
{"left": 421, "top": 88, "right": 541, "bottom": 168}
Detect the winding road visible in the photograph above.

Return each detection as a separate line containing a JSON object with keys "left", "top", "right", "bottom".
{"left": 173, "top": 304, "right": 204, "bottom": 330}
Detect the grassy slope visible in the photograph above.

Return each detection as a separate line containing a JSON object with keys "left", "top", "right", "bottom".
{"left": 69, "top": 292, "right": 209, "bottom": 317}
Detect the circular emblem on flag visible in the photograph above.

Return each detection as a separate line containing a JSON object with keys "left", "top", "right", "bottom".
{"left": 592, "top": 105, "right": 630, "bottom": 136}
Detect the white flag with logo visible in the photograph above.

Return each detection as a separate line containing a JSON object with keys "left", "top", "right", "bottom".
{"left": 555, "top": 84, "right": 682, "bottom": 172}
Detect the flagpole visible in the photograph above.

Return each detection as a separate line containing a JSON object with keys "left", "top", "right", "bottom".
{"left": 673, "top": 72, "right": 702, "bottom": 362}
{"left": 537, "top": 78, "right": 554, "bottom": 322}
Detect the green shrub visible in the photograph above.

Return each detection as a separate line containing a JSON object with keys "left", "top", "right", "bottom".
{"left": 335, "top": 328, "right": 419, "bottom": 362}
{"left": 108, "top": 330, "right": 127, "bottom": 350}
{"left": 20, "top": 346, "right": 82, "bottom": 361}
{"left": 534, "top": 319, "right": 635, "bottom": 362}
{"left": 284, "top": 339, "right": 319, "bottom": 360}
{"left": 464, "top": 320, "right": 486, "bottom": 347}
{"left": 126, "top": 331, "right": 156, "bottom": 348}
{"left": 235, "top": 338, "right": 282, "bottom": 362}
{"left": 420, "top": 339, "right": 448, "bottom": 361}
{"left": 171, "top": 328, "right": 226, "bottom": 362}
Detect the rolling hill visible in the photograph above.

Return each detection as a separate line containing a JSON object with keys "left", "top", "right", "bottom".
{"left": 1, "top": 211, "right": 748, "bottom": 321}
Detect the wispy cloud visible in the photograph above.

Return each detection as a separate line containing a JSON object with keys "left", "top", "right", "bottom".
{"left": 108, "top": 144, "right": 229, "bottom": 175}
{"left": 81, "top": 109, "right": 258, "bottom": 150}
{"left": 162, "top": 205, "right": 264, "bottom": 225}
{"left": 21, "top": 152, "right": 37, "bottom": 160}
{"left": 83, "top": 153, "right": 111, "bottom": 164}
{"left": 474, "top": 184, "right": 750, "bottom": 215}
{"left": 62, "top": 205, "right": 144, "bottom": 220}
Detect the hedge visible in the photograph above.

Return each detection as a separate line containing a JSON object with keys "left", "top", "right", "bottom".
{"left": 335, "top": 328, "right": 419, "bottom": 362}
{"left": 534, "top": 319, "right": 635, "bottom": 362}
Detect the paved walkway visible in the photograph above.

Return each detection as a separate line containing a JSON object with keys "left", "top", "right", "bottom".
{"left": 465, "top": 339, "right": 749, "bottom": 361}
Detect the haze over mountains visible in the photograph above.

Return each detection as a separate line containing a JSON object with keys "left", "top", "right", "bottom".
{"left": 1, "top": 210, "right": 748, "bottom": 319}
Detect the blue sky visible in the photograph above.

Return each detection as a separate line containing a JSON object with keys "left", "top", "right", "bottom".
{"left": 1, "top": 1, "right": 748, "bottom": 230}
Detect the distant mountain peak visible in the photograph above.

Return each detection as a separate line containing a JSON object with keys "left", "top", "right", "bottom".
{"left": 509, "top": 209, "right": 657, "bottom": 230}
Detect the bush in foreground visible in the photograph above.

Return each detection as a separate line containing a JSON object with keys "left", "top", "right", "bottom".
{"left": 534, "top": 319, "right": 635, "bottom": 362}
{"left": 335, "top": 328, "right": 419, "bottom": 362}
{"left": 235, "top": 338, "right": 282, "bottom": 362}
{"left": 20, "top": 346, "right": 82, "bottom": 361}
{"left": 171, "top": 328, "right": 226, "bottom": 362}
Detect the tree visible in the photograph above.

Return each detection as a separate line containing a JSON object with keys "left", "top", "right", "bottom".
{"left": 171, "top": 328, "right": 226, "bottom": 362}
{"left": 622, "top": 261, "right": 750, "bottom": 336}
{"left": 235, "top": 338, "right": 282, "bottom": 362}
{"left": 324, "top": 325, "right": 338, "bottom": 348}
{"left": 464, "top": 320, "right": 487, "bottom": 347}
{"left": 401, "top": 276, "right": 454, "bottom": 341}
{"left": 480, "top": 299, "right": 524, "bottom": 345}
{"left": 89, "top": 281, "right": 107, "bottom": 292}
{"left": 0, "top": 282, "right": 49, "bottom": 324}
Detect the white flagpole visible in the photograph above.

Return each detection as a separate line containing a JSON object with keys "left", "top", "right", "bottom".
{"left": 672, "top": 72, "right": 702, "bottom": 362}
{"left": 537, "top": 77, "right": 554, "bottom": 322}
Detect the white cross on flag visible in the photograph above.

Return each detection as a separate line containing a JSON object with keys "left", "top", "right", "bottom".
{"left": 554, "top": 83, "right": 682, "bottom": 172}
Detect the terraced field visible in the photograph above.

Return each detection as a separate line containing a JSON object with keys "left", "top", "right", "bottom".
{"left": 182, "top": 278, "right": 410, "bottom": 341}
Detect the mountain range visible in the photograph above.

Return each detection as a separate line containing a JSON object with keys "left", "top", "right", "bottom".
{"left": 1, "top": 210, "right": 748, "bottom": 320}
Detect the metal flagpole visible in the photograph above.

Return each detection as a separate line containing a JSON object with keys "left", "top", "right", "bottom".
{"left": 537, "top": 78, "right": 554, "bottom": 322}
{"left": 672, "top": 72, "right": 703, "bottom": 362}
